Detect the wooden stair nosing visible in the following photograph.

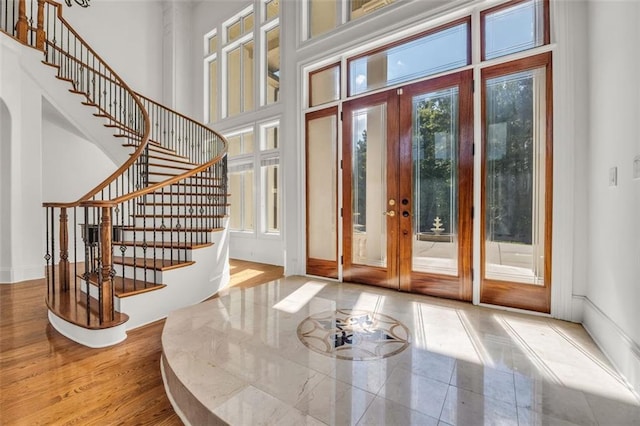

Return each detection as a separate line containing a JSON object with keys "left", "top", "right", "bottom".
{"left": 142, "top": 153, "right": 196, "bottom": 166}
{"left": 120, "top": 226, "right": 223, "bottom": 233}
{"left": 146, "top": 181, "right": 223, "bottom": 188}
{"left": 147, "top": 164, "right": 194, "bottom": 173}
{"left": 121, "top": 142, "right": 186, "bottom": 159}
{"left": 80, "top": 272, "right": 167, "bottom": 299}
{"left": 46, "top": 286, "right": 129, "bottom": 330}
{"left": 117, "top": 240, "right": 214, "bottom": 249}
{"left": 138, "top": 201, "right": 230, "bottom": 207}
{"left": 112, "top": 256, "right": 195, "bottom": 271}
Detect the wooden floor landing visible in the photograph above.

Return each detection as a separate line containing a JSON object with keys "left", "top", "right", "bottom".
{"left": 0, "top": 259, "right": 283, "bottom": 425}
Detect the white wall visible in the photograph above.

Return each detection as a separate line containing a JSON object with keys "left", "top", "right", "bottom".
{"left": 0, "top": 98, "right": 12, "bottom": 279}
{"left": 42, "top": 101, "right": 119, "bottom": 202}
{"left": 0, "top": 37, "right": 45, "bottom": 283}
{"left": 63, "top": 0, "right": 164, "bottom": 100}
{"left": 584, "top": 0, "right": 640, "bottom": 395}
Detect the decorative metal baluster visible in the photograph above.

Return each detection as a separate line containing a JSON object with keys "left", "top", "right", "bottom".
{"left": 44, "top": 207, "right": 51, "bottom": 298}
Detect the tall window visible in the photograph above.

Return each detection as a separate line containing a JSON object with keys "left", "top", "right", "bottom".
{"left": 204, "top": 30, "right": 218, "bottom": 123}
{"left": 260, "top": 121, "right": 280, "bottom": 234}
{"left": 224, "top": 6, "right": 255, "bottom": 118}
{"left": 262, "top": 0, "right": 280, "bottom": 106}
{"left": 227, "top": 128, "right": 255, "bottom": 232}
{"left": 226, "top": 121, "right": 281, "bottom": 236}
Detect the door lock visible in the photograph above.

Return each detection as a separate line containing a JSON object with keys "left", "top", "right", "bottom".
{"left": 388, "top": 199, "right": 396, "bottom": 206}
{"left": 384, "top": 210, "right": 396, "bottom": 217}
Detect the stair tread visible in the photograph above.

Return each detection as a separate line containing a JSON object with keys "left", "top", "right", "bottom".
{"left": 133, "top": 214, "right": 226, "bottom": 219}
{"left": 146, "top": 181, "right": 222, "bottom": 188}
{"left": 147, "top": 165, "right": 194, "bottom": 172}
{"left": 121, "top": 142, "right": 187, "bottom": 160}
{"left": 113, "top": 256, "right": 195, "bottom": 271}
{"left": 139, "top": 202, "right": 230, "bottom": 207}
{"left": 144, "top": 154, "right": 196, "bottom": 166}
{"left": 117, "top": 240, "right": 214, "bottom": 249}
{"left": 45, "top": 268, "right": 129, "bottom": 329}
{"left": 81, "top": 272, "right": 166, "bottom": 298}
{"left": 120, "top": 226, "right": 223, "bottom": 232}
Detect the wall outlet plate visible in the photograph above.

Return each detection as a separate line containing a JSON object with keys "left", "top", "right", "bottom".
{"left": 634, "top": 155, "right": 640, "bottom": 180}
{"left": 609, "top": 166, "right": 618, "bottom": 187}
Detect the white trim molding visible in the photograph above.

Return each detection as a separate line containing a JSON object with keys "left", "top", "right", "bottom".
{"left": 580, "top": 296, "right": 640, "bottom": 398}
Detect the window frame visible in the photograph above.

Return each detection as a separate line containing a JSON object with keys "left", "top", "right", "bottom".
{"left": 308, "top": 62, "right": 341, "bottom": 108}
{"left": 480, "top": 0, "right": 550, "bottom": 61}
{"left": 479, "top": 51, "right": 553, "bottom": 312}
{"left": 345, "top": 16, "right": 472, "bottom": 97}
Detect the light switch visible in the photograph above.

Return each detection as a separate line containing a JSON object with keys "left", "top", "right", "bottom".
{"left": 609, "top": 166, "right": 617, "bottom": 187}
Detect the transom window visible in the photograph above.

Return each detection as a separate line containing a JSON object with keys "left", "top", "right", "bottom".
{"left": 481, "top": 0, "right": 549, "bottom": 60}
{"left": 348, "top": 19, "right": 470, "bottom": 96}
{"left": 226, "top": 10, "right": 254, "bottom": 43}
{"left": 306, "top": 0, "right": 397, "bottom": 40}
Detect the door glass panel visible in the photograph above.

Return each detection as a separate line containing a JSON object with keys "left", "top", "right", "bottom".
{"left": 351, "top": 104, "right": 387, "bottom": 267}
{"left": 308, "top": 114, "right": 337, "bottom": 261}
{"left": 412, "top": 88, "right": 459, "bottom": 276}
{"left": 485, "top": 68, "right": 546, "bottom": 285}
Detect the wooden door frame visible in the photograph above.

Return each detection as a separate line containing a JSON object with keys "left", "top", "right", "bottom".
{"left": 479, "top": 52, "right": 553, "bottom": 313}
{"left": 341, "top": 89, "right": 400, "bottom": 289}
{"left": 305, "top": 107, "right": 340, "bottom": 279}
{"left": 397, "top": 70, "right": 474, "bottom": 301}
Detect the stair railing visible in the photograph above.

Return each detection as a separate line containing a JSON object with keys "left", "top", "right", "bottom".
{"left": 3, "top": 0, "right": 227, "bottom": 328}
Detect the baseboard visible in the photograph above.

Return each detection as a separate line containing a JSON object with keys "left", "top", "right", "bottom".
{"left": 571, "top": 294, "right": 585, "bottom": 323}
{"left": 0, "top": 265, "right": 44, "bottom": 284}
{"left": 581, "top": 296, "right": 640, "bottom": 399}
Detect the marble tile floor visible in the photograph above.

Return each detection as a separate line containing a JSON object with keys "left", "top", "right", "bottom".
{"left": 161, "top": 276, "right": 640, "bottom": 425}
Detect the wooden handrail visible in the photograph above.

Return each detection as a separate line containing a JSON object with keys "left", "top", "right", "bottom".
{"left": 12, "top": 0, "right": 230, "bottom": 330}
{"left": 38, "top": 0, "right": 151, "bottom": 206}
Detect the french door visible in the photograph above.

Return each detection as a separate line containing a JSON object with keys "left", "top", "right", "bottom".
{"left": 342, "top": 71, "right": 473, "bottom": 300}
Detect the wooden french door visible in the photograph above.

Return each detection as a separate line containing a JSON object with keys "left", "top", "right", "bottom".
{"left": 342, "top": 70, "right": 473, "bottom": 300}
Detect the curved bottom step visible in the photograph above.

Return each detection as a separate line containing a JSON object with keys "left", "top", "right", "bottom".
{"left": 48, "top": 310, "right": 127, "bottom": 348}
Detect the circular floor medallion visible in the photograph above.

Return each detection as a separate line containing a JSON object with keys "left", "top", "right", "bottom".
{"left": 297, "top": 309, "right": 410, "bottom": 361}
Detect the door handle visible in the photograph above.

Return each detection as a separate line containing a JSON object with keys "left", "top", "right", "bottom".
{"left": 384, "top": 210, "right": 396, "bottom": 217}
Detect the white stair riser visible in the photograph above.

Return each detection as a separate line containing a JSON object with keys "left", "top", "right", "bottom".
{"left": 132, "top": 217, "right": 219, "bottom": 229}
{"left": 143, "top": 193, "right": 225, "bottom": 204}
{"left": 115, "top": 245, "right": 194, "bottom": 260}
{"left": 146, "top": 155, "right": 194, "bottom": 168}
{"left": 137, "top": 204, "right": 222, "bottom": 216}
{"left": 111, "top": 263, "right": 165, "bottom": 282}
{"left": 121, "top": 230, "right": 212, "bottom": 243}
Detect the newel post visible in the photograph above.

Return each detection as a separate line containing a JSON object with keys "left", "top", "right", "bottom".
{"left": 59, "top": 207, "right": 70, "bottom": 291}
{"left": 100, "top": 207, "right": 114, "bottom": 323}
{"left": 16, "top": 0, "right": 29, "bottom": 43}
{"left": 36, "top": 0, "right": 46, "bottom": 50}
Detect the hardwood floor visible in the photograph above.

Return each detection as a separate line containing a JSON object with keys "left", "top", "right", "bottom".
{"left": 0, "top": 260, "right": 284, "bottom": 425}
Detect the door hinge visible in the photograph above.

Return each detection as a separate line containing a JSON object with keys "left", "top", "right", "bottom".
{"left": 341, "top": 255, "right": 344, "bottom": 265}
{"left": 340, "top": 207, "right": 343, "bottom": 217}
{"left": 340, "top": 111, "right": 343, "bottom": 121}
{"left": 340, "top": 159, "right": 343, "bottom": 169}
{"left": 471, "top": 268, "right": 474, "bottom": 281}
{"left": 471, "top": 206, "right": 474, "bottom": 219}
{"left": 472, "top": 143, "right": 475, "bottom": 156}
{"left": 472, "top": 79, "right": 475, "bottom": 93}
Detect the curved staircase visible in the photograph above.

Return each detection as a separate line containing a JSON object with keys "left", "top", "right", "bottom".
{"left": 2, "top": 0, "right": 229, "bottom": 347}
